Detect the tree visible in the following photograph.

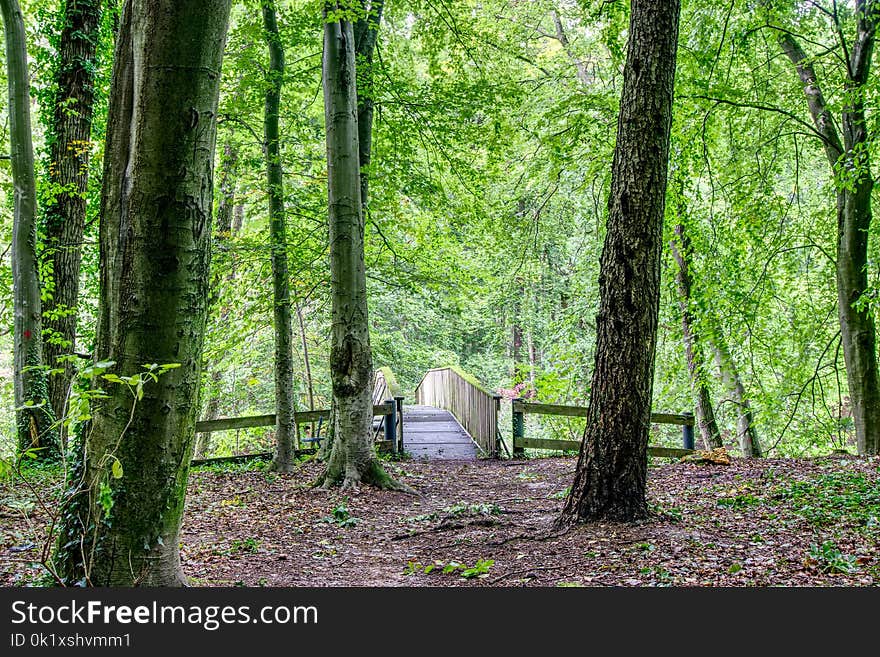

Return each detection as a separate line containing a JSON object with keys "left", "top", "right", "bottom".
{"left": 3, "top": 0, "right": 59, "bottom": 458}
{"left": 670, "top": 221, "right": 721, "bottom": 450}
{"left": 776, "top": 1, "right": 880, "bottom": 455}
{"left": 42, "top": 0, "right": 103, "bottom": 437}
{"left": 315, "top": 1, "right": 401, "bottom": 490}
{"left": 559, "top": 0, "right": 681, "bottom": 524}
{"left": 262, "top": 0, "right": 297, "bottom": 472}
{"left": 56, "top": 0, "right": 232, "bottom": 586}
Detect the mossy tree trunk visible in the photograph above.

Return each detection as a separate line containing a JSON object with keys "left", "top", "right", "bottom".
{"left": 315, "top": 2, "right": 401, "bottom": 490}
{"left": 43, "top": 0, "right": 102, "bottom": 441}
{"left": 559, "top": 0, "right": 680, "bottom": 524}
{"left": 55, "top": 0, "right": 232, "bottom": 586}
{"left": 262, "top": 0, "right": 297, "bottom": 472}
{"left": 3, "top": 0, "right": 60, "bottom": 458}
{"left": 778, "top": 5, "right": 880, "bottom": 456}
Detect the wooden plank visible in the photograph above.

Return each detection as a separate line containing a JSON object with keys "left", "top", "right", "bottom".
{"left": 513, "top": 438, "right": 695, "bottom": 458}
{"left": 195, "top": 414, "right": 276, "bottom": 433}
{"left": 195, "top": 403, "right": 394, "bottom": 434}
{"left": 190, "top": 448, "right": 317, "bottom": 467}
{"left": 650, "top": 413, "right": 693, "bottom": 426}
{"left": 648, "top": 446, "right": 694, "bottom": 458}
{"left": 512, "top": 401, "right": 693, "bottom": 426}
{"left": 514, "top": 401, "right": 588, "bottom": 418}
{"left": 515, "top": 437, "right": 580, "bottom": 451}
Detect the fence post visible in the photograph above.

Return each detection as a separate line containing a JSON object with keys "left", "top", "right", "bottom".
{"left": 513, "top": 398, "right": 525, "bottom": 457}
{"left": 682, "top": 412, "right": 695, "bottom": 450}
{"left": 395, "top": 396, "right": 405, "bottom": 453}
{"left": 385, "top": 399, "right": 397, "bottom": 455}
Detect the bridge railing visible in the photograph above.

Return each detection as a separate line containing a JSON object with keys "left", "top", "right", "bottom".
{"left": 415, "top": 366, "right": 501, "bottom": 456}
{"left": 373, "top": 367, "right": 405, "bottom": 453}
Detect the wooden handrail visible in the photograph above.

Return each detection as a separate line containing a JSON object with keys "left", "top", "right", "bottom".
{"left": 511, "top": 400, "right": 694, "bottom": 426}
{"left": 510, "top": 399, "right": 696, "bottom": 458}
{"left": 195, "top": 402, "right": 394, "bottom": 434}
{"left": 373, "top": 366, "right": 404, "bottom": 404}
{"left": 415, "top": 366, "right": 500, "bottom": 455}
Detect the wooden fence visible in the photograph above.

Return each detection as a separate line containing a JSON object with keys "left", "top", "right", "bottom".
{"left": 415, "top": 366, "right": 501, "bottom": 455}
{"left": 193, "top": 367, "right": 406, "bottom": 462}
{"left": 511, "top": 399, "right": 696, "bottom": 458}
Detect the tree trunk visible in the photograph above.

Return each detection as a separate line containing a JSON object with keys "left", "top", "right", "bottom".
{"left": 55, "top": 0, "right": 232, "bottom": 586}
{"left": 262, "top": 0, "right": 296, "bottom": 472}
{"left": 779, "top": 9, "right": 880, "bottom": 455}
{"left": 296, "top": 302, "right": 316, "bottom": 438}
{"left": 3, "top": 0, "right": 60, "bottom": 458}
{"left": 315, "top": 4, "right": 401, "bottom": 490}
{"left": 670, "top": 222, "right": 721, "bottom": 449}
{"left": 195, "top": 142, "right": 238, "bottom": 460}
{"left": 711, "top": 336, "right": 762, "bottom": 458}
{"left": 354, "top": 0, "right": 383, "bottom": 209}
{"left": 559, "top": 0, "right": 680, "bottom": 524}
{"left": 43, "top": 0, "right": 102, "bottom": 440}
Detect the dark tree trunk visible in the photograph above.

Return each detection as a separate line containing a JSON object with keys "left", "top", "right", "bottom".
{"left": 55, "top": 0, "right": 232, "bottom": 586}
{"left": 779, "top": 5, "right": 880, "bottom": 455}
{"left": 43, "top": 0, "right": 102, "bottom": 439}
{"left": 670, "top": 222, "right": 721, "bottom": 449}
{"left": 559, "top": 0, "right": 680, "bottom": 524}
{"left": 3, "top": 0, "right": 60, "bottom": 458}
{"left": 262, "top": 0, "right": 297, "bottom": 472}
{"left": 315, "top": 3, "right": 402, "bottom": 490}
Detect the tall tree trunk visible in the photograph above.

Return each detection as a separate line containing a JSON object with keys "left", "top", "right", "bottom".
{"left": 3, "top": 0, "right": 59, "bottom": 458}
{"left": 195, "top": 142, "right": 239, "bottom": 460}
{"left": 296, "top": 302, "right": 316, "bottom": 436}
{"left": 559, "top": 0, "right": 680, "bottom": 524}
{"left": 55, "top": 0, "right": 231, "bottom": 586}
{"left": 670, "top": 222, "right": 721, "bottom": 449}
{"left": 43, "top": 0, "right": 102, "bottom": 439}
{"left": 262, "top": 0, "right": 296, "bottom": 472}
{"left": 711, "top": 335, "right": 763, "bottom": 458}
{"left": 354, "top": 0, "right": 383, "bottom": 209}
{"left": 315, "top": 3, "right": 401, "bottom": 490}
{"left": 779, "top": 5, "right": 880, "bottom": 455}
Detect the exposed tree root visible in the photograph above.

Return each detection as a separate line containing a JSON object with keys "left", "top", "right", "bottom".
{"left": 312, "top": 458, "right": 418, "bottom": 494}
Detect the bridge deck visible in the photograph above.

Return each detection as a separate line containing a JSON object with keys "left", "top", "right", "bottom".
{"left": 402, "top": 405, "right": 477, "bottom": 460}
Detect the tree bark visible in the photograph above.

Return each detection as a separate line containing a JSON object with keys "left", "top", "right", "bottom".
{"left": 43, "top": 0, "right": 102, "bottom": 439}
{"left": 354, "top": 0, "right": 383, "bottom": 209}
{"left": 195, "top": 142, "right": 239, "bottom": 460}
{"left": 315, "top": 3, "right": 401, "bottom": 490}
{"left": 3, "top": 0, "right": 60, "bottom": 458}
{"left": 559, "top": 0, "right": 680, "bottom": 524}
{"left": 779, "top": 6, "right": 880, "bottom": 455}
{"left": 710, "top": 334, "right": 763, "bottom": 458}
{"left": 262, "top": 0, "right": 297, "bottom": 472}
{"left": 670, "top": 223, "right": 721, "bottom": 449}
{"left": 55, "top": 0, "right": 232, "bottom": 586}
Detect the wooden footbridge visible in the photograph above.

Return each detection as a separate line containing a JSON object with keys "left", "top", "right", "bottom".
{"left": 193, "top": 365, "right": 697, "bottom": 464}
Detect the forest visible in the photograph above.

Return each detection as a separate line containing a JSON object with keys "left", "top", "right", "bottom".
{"left": 0, "top": 0, "right": 878, "bottom": 588}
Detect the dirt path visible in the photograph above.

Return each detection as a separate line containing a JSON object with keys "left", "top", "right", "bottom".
{"left": 2, "top": 455, "right": 878, "bottom": 586}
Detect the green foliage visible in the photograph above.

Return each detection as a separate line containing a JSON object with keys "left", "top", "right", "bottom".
{"left": 321, "top": 498, "right": 360, "bottom": 527}
{"left": 807, "top": 541, "right": 859, "bottom": 574}
{"left": 771, "top": 471, "right": 880, "bottom": 530}
{"left": 404, "top": 557, "right": 494, "bottom": 579}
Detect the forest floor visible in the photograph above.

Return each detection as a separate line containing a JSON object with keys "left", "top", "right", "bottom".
{"left": 2, "top": 453, "right": 879, "bottom": 586}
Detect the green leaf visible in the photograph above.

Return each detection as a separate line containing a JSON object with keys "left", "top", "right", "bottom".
{"left": 111, "top": 459, "right": 123, "bottom": 479}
